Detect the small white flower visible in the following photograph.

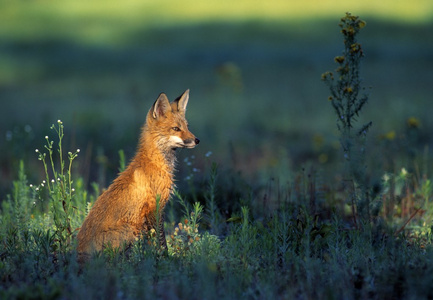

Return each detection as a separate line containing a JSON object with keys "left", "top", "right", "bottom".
{"left": 35, "top": 149, "right": 39, "bottom": 153}
{"left": 72, "top": 188, "right": 75, "bottom": 192}
{"left": 45, "top": 136, "right": 49, "bottom": 139}
{"left": 77, "top": 149, "right": 80, "bottom": 153}
{"left": 57, "top": 178, "right": 61, "bottom": 181}
{"left": 42, "top": 180, "right": 46, "bottom": 184}
{"left": 41, "top": 183, "right": 44, "bottom": 187}
{"left": 57, "top": 119, "right": 62, "bottom": 124}
{"left": 51, "top": 179, "right": 55, "bottom": 183}
{"left": 36, "top": 187, "right": 39, "bottom": 191}
{"left": 29, "top": 184, "right": 33, "bottom": 188}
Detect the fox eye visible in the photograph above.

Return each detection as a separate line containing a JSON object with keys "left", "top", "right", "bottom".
{"left": 172, "top": 127, "right": 181, "bottom": 132}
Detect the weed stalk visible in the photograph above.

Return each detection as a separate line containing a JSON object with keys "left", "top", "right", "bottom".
{"left": 322, "top": 13, "right": 372, "bottom": 225}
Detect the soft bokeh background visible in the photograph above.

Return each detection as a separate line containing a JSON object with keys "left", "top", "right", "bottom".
{"left": 1, "top": 0, "right": 432, "bottom": 196}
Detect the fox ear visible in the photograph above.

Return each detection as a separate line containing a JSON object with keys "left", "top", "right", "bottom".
{"left": 152, "top": 93, "right": 171, "bottom": 119}
{"left": 171, "top": 89, "right": 189, "bottom": 114}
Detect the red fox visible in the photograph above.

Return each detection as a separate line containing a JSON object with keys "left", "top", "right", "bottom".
{"left": 77, "top": 89, "right": 199, "bottom": 256}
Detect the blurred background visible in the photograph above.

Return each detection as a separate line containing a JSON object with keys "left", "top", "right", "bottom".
{"left": 1, "top": 0, "right": 432, "bottom": 197}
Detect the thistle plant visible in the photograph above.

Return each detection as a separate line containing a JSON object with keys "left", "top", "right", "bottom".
{"left": 33, "top": 120, "right": 80, "bottom": 252}
{"left": 322, "top": 13, "right": 372, "bottom": 224}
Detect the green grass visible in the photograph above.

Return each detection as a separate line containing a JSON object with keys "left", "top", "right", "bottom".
{"left": 1, "top": 3, "right": 433, "bottom": 298}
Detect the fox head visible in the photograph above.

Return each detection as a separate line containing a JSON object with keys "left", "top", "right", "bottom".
{"left": 146, "top": 89, "right": 200, "bottom": 151}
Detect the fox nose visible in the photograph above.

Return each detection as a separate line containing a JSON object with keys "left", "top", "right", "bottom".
{"left": 195, "top": 138, "right": 200, "bottom": 145}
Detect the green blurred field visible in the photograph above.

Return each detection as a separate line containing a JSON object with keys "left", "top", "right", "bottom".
{"left": 1, "top": 0, "right": 433, "bottom": 195}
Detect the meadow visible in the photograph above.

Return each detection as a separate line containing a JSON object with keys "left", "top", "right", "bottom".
{"left": 1, "top": 1, "right": 433, "bottom": 299}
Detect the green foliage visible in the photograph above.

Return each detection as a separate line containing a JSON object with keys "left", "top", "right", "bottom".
{"left": 32, "top": 120, "right": 83, "bottom": 253}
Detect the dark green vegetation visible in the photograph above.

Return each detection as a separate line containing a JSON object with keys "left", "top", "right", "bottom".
{"left": 1, "top": 3, "right": 433, "bottom": 299}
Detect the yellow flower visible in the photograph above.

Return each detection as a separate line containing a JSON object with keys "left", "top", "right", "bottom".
{"left": 321, "top": 72, "right": 333, "bottom": 81}
{"left": 344, "top": 86, "right": 353, "bottom": 93}
{"left": 334, "top": 56, "right": 345, "bottom": 64}
{"left": 407, "top": 117, "right": 421, "bottom": 128}
{"left": 383, "top": 130, "right": 396, "bottom": 141}
{"left": 350, "top": 43, "right": 361, "bottom": 53}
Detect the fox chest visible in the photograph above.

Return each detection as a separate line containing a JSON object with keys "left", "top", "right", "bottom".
{"left": 131, "top": 169, "right": 173, "bottom": 218}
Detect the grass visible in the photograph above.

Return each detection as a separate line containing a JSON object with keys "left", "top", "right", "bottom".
{"left": 1, "top": 3, "right": 433, "bottom": 299}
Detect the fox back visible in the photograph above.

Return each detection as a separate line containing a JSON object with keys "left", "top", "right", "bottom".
{"left": 77, "top": 90, "right": 199, "bottom": 256}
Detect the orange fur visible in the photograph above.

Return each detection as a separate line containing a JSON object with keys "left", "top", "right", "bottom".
{"left": 77, "top": 90, "right": 199, "bottom": 255}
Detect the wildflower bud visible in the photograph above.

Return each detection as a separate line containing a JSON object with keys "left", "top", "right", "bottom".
{"left": 51, "top": 179, "right": 55, "bottom": 183}
{"left": 72, "top": 188, "right": 75, "bottom": 192}
{"left": 45, "top": 136, "right": 49, "bottom": 139}
{"left": 77, "top": 149, "right": 80, "bottom": 153}
{"left": 407, "top": 117, "right": 421, "bottom": 129}
{"left": 29, "top": 184, "right": 33, "bottom": 188}
{"left": 334, "top": 56, "right": 345, "bottom": 64}
{"left": 344, "top": 86, "right": 353, "bottom": 93}
{"left": 184, "top": 219, "right": 189, "bottom": 224}
{"left": 57, "top": 120, "right": 62, "bottom": 124}
{"left": 35, "top": 149, "right": 39, "bottom": 153}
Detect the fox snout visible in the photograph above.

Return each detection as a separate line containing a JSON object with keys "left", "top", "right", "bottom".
{"left": 168, "top": 135, "right": 199, "bottom": 149}
{"left": 184, "top": 137, "right": 200, "bottom": 148}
